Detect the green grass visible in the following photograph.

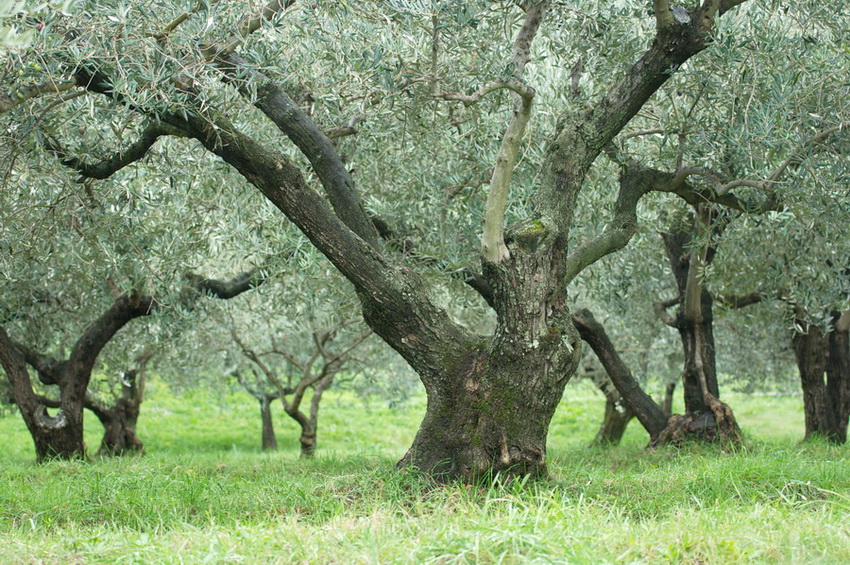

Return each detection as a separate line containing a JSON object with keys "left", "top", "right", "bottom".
{"left": 0, "top": 382, "right": 847, "bottom": 564}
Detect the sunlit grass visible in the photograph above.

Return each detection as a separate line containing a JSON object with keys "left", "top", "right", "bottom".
{"left": 0, "top": 380, "right": 845, "bottom": 564}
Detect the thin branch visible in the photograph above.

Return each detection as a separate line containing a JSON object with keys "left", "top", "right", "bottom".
{"left": 184, "top": 268, "right": 265, "bottom": 299}
{"left": 480, "top": 1, "right": 547, "bottom": 264}
{"left": 716, "top": 291, "right": 764, "bottom": 309}
{"left": 441, "top": 79, "right": 534, "bottom": 106}
{"left": 716, "top": 125, "right": 846, "bottom": 196}
{"left": 0, "top": 78, "right": 78, "bottom": 114}
{"left": 152, "top": 2, "right": 205, "bottom": 41}
{"left": 323, "top": 329, "right": 372, "bottom": 367}
{"left": 654, "top": 297, "right": 679, "bottom": 327}
{"left": 623, "top": 128, "right": 668, "bottom": 140}
{"left": 201, "top": 0, "right": 296, "bottom": 59}
{"left": 232, "top": 330, "right": 294, "bottom": 411}
{"left": 430, "top": 12, "right": 440, "bottom": 96}
{"left": 325, "top": 114, "right": 364, "bottom": 140}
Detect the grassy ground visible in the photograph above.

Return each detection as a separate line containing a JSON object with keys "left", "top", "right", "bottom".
{"left": 0, "top": 381, "right": 847, "bottom": 564}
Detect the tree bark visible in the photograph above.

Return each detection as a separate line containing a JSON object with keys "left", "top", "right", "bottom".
{"left": 259, "top": 395, "right": 278, "bottom": 451}
{"left": 657, "top": 223, "right": 741, "bottom": 444}
{"left": 594, "top": 396, "right": 635, "bottom": 446}
{"left": 793, "top": 312, "right": 850, "bottom": 443}
{"left": 573, "top": 309, "right": 668, "bottom": 442}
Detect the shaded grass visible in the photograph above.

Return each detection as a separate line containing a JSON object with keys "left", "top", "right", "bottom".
{"left": 0, "top": 382, "right": 845, "bottom": 563}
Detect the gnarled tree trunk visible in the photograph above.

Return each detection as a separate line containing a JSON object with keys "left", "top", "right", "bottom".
{"left": 655, "top": 219, "right": 741, "bottom": 444}
{"left": 793, "top": 311, "right": 850, "bottom": 443}
{"left": 152, "top": 0, "right": 745, "bottom": 480}
{"left": 1, "top": 295, "right": 154, "bottom": 461}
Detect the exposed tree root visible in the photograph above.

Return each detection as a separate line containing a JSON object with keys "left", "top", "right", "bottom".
{"left": 650, "top": 394, "right": 742, "bottom": 447}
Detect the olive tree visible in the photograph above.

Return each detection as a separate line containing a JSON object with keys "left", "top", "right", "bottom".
{"left": 1, "top": 0, "right": 790, "bottom": 478}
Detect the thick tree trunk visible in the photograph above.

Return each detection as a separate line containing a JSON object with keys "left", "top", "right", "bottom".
{"left": 793, "top": 312, "right": 850, "bottom": 443}
{"left": 396, "top": 344, "right": 573, "bottom": 478}
{"left": 260, "top": 396, "right": 278, "bottom": 451}
{"left": 826, "top": 314, "right": 850, "bottom": 443}
{"left": 390, "top": 239, "right": 582, "bottom": 480}
{"left": 0, "top": 328, "right": 87, "bottom": 460}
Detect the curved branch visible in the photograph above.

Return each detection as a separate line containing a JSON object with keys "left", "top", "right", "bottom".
{"left": 654, "top": 297, "right": 679, "bottom": 327}
{"left": 564, "top": 166, "right": 676, "bottom": 284}
{"left": 45, "top": 121, "right": 184, "bottom": 180}
{"left": 184, "top": 269, "right": 265, "bottom": 299}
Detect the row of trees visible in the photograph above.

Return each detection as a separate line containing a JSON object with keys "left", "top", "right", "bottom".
{"left": 1, "top": 0, "right": 848, "bottom": 480}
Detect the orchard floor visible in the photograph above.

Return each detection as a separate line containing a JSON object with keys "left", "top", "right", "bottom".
{"left": 1, "top": 381, "right": 847, "bottom": 564}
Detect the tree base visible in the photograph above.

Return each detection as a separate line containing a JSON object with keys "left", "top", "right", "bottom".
{"left": 650, "top": 397, "right": 741, "bottom": 447}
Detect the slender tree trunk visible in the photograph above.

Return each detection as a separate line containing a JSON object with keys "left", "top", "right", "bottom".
{"left": 594, "top": 396, "right": 635, "bottom": 446}
{"left": 677, "top": 295, "right": 721, "bottom": 414}
{"left": 259, "top": 395, "right": 278, "bottom": 451}
{"left": 656, "top": 223, "right": 740, "bottom": 444}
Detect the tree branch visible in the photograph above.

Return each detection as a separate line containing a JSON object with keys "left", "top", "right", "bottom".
{"left": 44, "top": 120, "right": 184, "bottom": 180}
{"left": 200, "top": 0, "right": 297, "bottom": 59}
{"left": 440, "top": 79, "right": 535, "bottom": 106}
{"left": 716, "top": 291, "right": 764, "bottom": 309}
{"left": 653, "top": 0, "right": 675, "bottom": 30}
{"left": 564, "top": 165, "right": 677, "bottom": 284}
{"left": 211, "top": 53, "right": 382, "bottom": 249}
{"left": 572, "top": 309, "right": 668, "bottom": 440}
{"left": 0, "top": 78, "right": 78, "bottom": 114}
{"left": 184, "top": 269, "right": 265, "bottom": 299}
{"left": 654, "top": 297, "right": 679, "bottom": 327}
{"left": 481, "top": 2, "right": 547, "bottom": 264}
